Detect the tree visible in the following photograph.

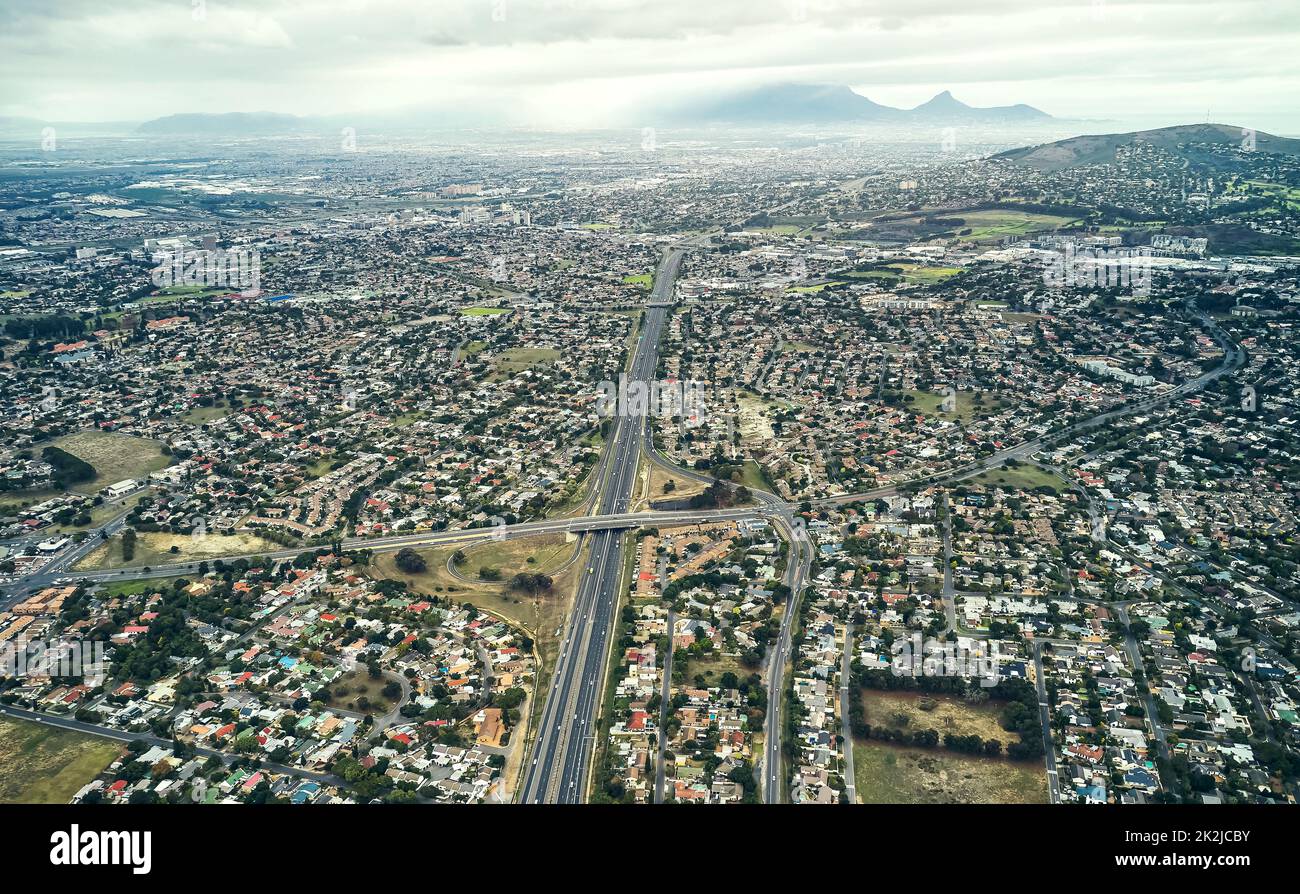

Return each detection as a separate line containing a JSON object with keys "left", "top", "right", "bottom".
{"left": 509, "top": 572, "right": 553, "bottom": 595}
{"left": 394, "top": 547, "right": 426, "bottom": 574}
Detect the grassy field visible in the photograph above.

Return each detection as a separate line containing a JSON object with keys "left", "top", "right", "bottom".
{"left": 455, "top": 532, "right": 579, "bottom": 578}
{"left": 740, "top": 460, "right": 774, "bottom": 494}
{"left": 860, "top": 689, "right": 1010, "bottom": 745}
{"left": 970, "top": 464, "right": 1064, "bottom": 492}
{"left": 786, "top": 283, "right": 835, "bottom": 294}
{"left": 182, "top": 403, "right": 229, "bottom": 425}
{"left": 1000, "top": 311, "right": 1042, "bottom": 324}
{"left": 370, "top": 533, "right": 584, "bottom": 672}
{"left": 460, "top": 306, "right": 509, "bottom": 316}
{"left": 622, "top": 273, "right": 653, "bottom": 287}
{"left": 50, "top": 430, "right": 172, "bottom": 493}
{"left": 645, "top": 463, "right": 706, "bottom": 505}
{"left": 680, "top": 651, "right": 752, "bottom": 687}
{"left": 846, "top": 263, "right": 962, "bottom": 284}
{"left": 852, "top": 739, "right": 1047, "bottom": 804}
{"left": 0, "top": 717, "right": 120, "bottom": 803}
{"left": 488, "top": 347, "right": 561, "bottom": 380}
{"left": 905, "top": 389, "right": 1005, "bottom": 425}
{"left": 326, "top": 669, "right": 400, "bottom": 715}
{"left": 952, "top": 210, "right": 1080, "bottom": 243}
{"left": 95, "top": 577, "right": 182, "bottom": 598}
{"left": 74, "top": 530, "right": 281, "bottom": 570}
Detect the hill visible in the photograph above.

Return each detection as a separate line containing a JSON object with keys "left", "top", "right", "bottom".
{"left": 993, "top": 123, "right": 1300, "bottom": 171}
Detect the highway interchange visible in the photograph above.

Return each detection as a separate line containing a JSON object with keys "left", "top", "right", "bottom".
{"left": 0, "top": 273, "right": 1247, "bottom": 803}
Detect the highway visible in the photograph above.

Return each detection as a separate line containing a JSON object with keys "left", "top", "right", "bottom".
{"left": 760, "top": 514, "right": 812, "bottom": 803}
{"left": 9, "top": 304, "right": 1240, "bottom": 603}
{"left": 517, "top": 249, "right": 679, "bottom": 802}
{"left": 1032, "top": 642, "right": 1062, "bottom": 804}
{"left": 1, "top": 286, "right": 1245, "bottom": 805}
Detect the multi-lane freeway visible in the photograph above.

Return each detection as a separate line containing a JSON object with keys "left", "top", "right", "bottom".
{"left": 0, "top": 279, "right": 1248, "bottom": 804}
{"left": 518, "top": 249, "right": 679, "bottom": 802}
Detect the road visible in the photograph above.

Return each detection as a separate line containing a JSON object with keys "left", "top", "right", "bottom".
{"left": 760, "top": 515, "right": 812, "bottom": 803}
{"left": 0, "top": 701, "right": 341, "bottom": 788}
{"left": 518, "top": 249, "right": 680, "bottom": 803}
{"left": 654, "top": 606, "right": 676, "bottom": 803}
{"left": 1115, "top": 603, "right": 1172, "bottom": 764}
{"left": 839, "top": 622, "right": 856, "bottom": 804}
{"left": 10, "top": 303, "right": 1241, "bottom": 604}
{"left": 1031, "top": 642, "right": 1061, "bottom": 804}
{"left": 2, "top": 286, "right": 1245, "bottom": 804}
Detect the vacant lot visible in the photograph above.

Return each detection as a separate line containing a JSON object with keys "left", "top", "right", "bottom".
{"left": 182, "top": 402, "right": 230, "bottom": 425}
{"left": 487, "top": 346, "right": 560, "bottom": 381}
{"left": 75, "top": 530, "right": 281, "bottom": 570}
{"left": 736, "top": 392, "right": 777, "bottom": 444}
{"left": 680, "top": 651, "right": 754, "bottom": 688}
{"left": 970, "top": 464, "right": 1063, "bottom": 493}
{"left": 852, "top": 739, "right": 1047, "bottom": 804}
{"left": 846, "top": 263, "right": 962, "bottom": 284}
{"left": 0, "top": 717, "right": 120, "bottom": 803}
{"left": 905, "top": 389, "right": 1005, "bottom": 425}
{"left": 326, "top": 669, "right": 401, "bottom": 715}
{"left": 455, "top": 532, "right": 579, "bottom": 579}
{"left": 644, "top": 462, "right": 706, "bottom": 507}
{"left": 860, "top": 689, "right": 1009, "bottom": 745}
{"left": 50, "top": 430, "right": 172, "bottom": 493}
{"left": 952, "top": 210, "right": 1080, "bottom": 243}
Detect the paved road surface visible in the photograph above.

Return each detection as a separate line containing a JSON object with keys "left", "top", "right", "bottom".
{"left": 518, "top": 250, "right": 680, "bottom": 803}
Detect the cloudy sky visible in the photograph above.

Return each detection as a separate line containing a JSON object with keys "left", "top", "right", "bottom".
{"left": 2, "top": 0, "right": 1298, "bottom": 132}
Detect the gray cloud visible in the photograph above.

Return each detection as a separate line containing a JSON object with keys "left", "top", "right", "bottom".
{"left": 0, "top": 0, "right": 1295, "bottom": 133}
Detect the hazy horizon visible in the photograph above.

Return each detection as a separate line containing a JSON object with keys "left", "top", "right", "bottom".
{"left": 2, "top": 0, "right": 1299, "bottom": 135}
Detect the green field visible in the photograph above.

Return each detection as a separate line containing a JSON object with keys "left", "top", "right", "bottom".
{"left": 680, "top": 651, "right": 752, "bottom": 687}
{"left": 489, "top": 347, "right": 561, "bottom": 379}
{"left": 0, "top": 717, "right": 120, "bottom": 803}
{"left": 460, "top": 306, "right": 509, "bottom": 316}
{"left": 904, "top": 389, "right": 1004, "bottom": 424}
{"left": 182, "top": 402, "right": 229, "bottom": 425}
{"left": 953, "top": 210, "right": 1080, "bottom": 242}
{"left": 50, "top": 430, "right": 172, "bottom": 493}
{"left": 847, "top": 263, "right": 963, "bottom": 284}
{"left": 622, "top": 273, "right": 653, "bottom": 287}
{"left": 852, "top": 739, "right": 1047, "bottom": 804}
{"left": 969, "top": 464, "right": 1064, "bottom": 492}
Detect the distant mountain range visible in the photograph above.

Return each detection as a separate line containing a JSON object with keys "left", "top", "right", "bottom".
{"left": 135, "top": 112, "right": 318, "bottom": 136}
{"left": 116, "top": 84, "right": 1052, "bottom": 136}
{"left": 993, "top": 123, "right": 1300, "bottom": 171}
{"left": 666, "top": 84, "right": 1053, "bottom": 125}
